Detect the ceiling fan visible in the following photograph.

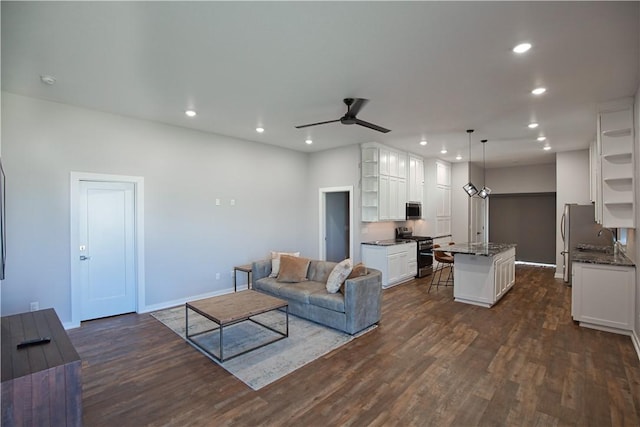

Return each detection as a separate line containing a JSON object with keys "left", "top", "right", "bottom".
{"left": 295, "top": 98, "right": 391, "bottom": 133}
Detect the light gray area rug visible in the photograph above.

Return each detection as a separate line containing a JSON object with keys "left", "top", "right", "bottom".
{"left": 151, "top": 306, "right": 374, "bottom": 390}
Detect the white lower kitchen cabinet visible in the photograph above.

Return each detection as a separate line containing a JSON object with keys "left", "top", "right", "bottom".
{"left": 572, "top": 262, "right": 635, "bottom": 334}
{"left": 362, "top": 242, "right": 417, "bottom": 289}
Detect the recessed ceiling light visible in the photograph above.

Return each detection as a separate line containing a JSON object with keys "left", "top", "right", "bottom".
{"left": 420, "top": 140, "right": 427, "bottom": 146}
{"left": 543, "top": 145, "right": 551, "bottom": 151}
{"left": 305, "top": 139, "right": 313, "bottom": 145}
{"left": 513, "top": 43, "right": 532, "bottom": 54}
{"left": 40, "top": 75, "right": 56, "bottom": 85}
{"left": 537, "top": 136, "right": 547, "bottom": 142}
{"left": 531, "top": 87, "right": 546, "bottom": 95}
{"left": 256, "top": 127, "right": 265, "bottom": 133}
{"left": 528, "top": 122, "right": 539, "bottom": 129}
{"left": 440, "top": 148, "right": 447, "bottom": 154}
{"left": 456, "top": 154, "right": 462, "bottom": 160}
{"left": 185, "top": 110, "right": 197, "bottom": 117}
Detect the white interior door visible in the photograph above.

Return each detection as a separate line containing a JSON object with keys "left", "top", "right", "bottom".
{"left": 470, "top": 196, "right": 486, "bottom": 243}
{"left": 79, "top": 181, "right": 136, "bottom": 320}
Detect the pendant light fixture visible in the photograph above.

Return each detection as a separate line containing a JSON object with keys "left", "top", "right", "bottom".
{"left": 462, "top": 129, "right": 478, "bottom": 197}
{"left": 478, "top": 139, "right": 492, "bottom": 199}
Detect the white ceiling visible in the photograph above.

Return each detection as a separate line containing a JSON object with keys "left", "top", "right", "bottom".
{"left": 2, "top": 2, "right": 639, "bottom": 168}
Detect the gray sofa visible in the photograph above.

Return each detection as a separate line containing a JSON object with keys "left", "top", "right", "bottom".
{"left": 251, "top": 259, "right": 382, "bottom": 334}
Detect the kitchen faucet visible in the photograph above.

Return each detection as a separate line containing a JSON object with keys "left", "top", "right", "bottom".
{"left": 597, "top": 227, "right": 617, "bottom": 250}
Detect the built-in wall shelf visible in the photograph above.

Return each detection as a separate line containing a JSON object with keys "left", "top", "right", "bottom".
{"left": 603, "top": 153, "right": 632, "bottom": 162}
{"left": 601, "top": 128, "right": 632, "bottom": 138}
{"left": 598, "top": 102, "right": 635, "bottom": 228}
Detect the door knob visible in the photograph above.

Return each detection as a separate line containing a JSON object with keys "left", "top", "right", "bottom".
{"left": 80, "top": 255, "right": 91, "bottom": 261}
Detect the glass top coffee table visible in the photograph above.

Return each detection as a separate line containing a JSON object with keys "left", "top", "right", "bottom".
{"left": 185, "top": 290, "right": 288, "bottom": 362}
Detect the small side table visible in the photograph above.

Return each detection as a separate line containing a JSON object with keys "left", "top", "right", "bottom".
{"left": 233, "top": 264, "right": 253, "bottom": 292}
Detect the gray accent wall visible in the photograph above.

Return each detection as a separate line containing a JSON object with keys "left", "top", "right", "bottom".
{"left": 1, "top": 92, "right": 315, "bottom": 323}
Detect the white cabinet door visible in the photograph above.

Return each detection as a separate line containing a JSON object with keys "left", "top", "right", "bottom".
{"left": 398, "top": 153, "right": 407, "bottom": 179}
{"left": 388, "top": 253, "right": 403, "bottom": 284}
{"left": 436, "top": 161, "right": 451, "bottom": 187}
{"left": 435, "top": 186, "right": 451, "bottom": 217}
{"left": 572, "top": 262, "right": 635, "bottom": 332}
{"left": 388, "top": 177, "right": 399, "bottom": 220}
{"left": 389, "top": 150, "right": 398, "bottom": 177}
{"left": 379, "top": 175, "right": 390, "bottom": 221}
{"left": 397, "top": 178, "right": 407, "bottom": 220}
{"left": 379, "top": 148, "right": 390, "bottom": 176}
{"left": 408, "top": 156, "right": 424, "bottom": 203}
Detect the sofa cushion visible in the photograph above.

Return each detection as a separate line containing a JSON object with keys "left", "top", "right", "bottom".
{"left": 277, "top": 281, "right": 326, "bottom": 304}
{"left": 269, "top": 251, "right": 300, "bottom": 278}
{"left": 309, "top": 290, "right": 345, "bottom": 313}
{"left": 307, "top": 260, "right": 337, "bottom": 283}
{"left": 253, "top": 277, "right": 289, "bottom": 296}
{"left": 326, "top": 259, "right": 353, "bottom": 293}
{"left": 277, "top": 255, "right": 310, "bottom": 283}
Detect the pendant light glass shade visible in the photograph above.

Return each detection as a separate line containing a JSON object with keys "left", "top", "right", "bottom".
{"left": 479, "top": 139, "right": 490, "bottom": 199}
{"left": 462, "top": 129, "right": 476, "bottom": 197}
{"left": 463, "top": 182, "right": 478, "bottom": 196}
{"left": 478, "top": 186, "right": 491, "bottom": 199}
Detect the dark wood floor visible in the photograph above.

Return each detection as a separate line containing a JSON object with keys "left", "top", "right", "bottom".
{"left": 68, "top": 266, "right": 640, "bottom": 426}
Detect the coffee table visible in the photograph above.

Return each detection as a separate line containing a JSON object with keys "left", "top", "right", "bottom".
{"left": 185, "top": 290, "right": 288, "bottom": 362}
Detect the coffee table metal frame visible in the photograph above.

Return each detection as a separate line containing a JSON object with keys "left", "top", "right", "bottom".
{"left": 185, "top": 292, "right": 288, "bottom": 362}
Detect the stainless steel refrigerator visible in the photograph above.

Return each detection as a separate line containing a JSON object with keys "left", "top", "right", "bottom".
{"left": 560, "top": 204, "right": 609, "bottom": 284}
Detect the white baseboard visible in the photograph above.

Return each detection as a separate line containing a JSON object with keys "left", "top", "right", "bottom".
{"left": 140, "top": 286, "right": 239, "bottom": 314}
{"left": 63, "top": 286, "right": 246, "bottom": 330}
{"left": 632, "top": 331, "right": 640, "bottom": 362}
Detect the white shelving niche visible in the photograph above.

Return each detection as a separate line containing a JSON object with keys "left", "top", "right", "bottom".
{"left": 599, "top": 104, "right": 635, "bottom": 228}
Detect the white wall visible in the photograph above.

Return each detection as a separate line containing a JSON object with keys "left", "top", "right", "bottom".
{"left": 486, "top": 163, "right": 556, "bottom": 194}
{"left": 555, "top": 150, "right": 591, "bottom": 276}
{"left": 1, "top": 92, "right": 315, "bottom": 324}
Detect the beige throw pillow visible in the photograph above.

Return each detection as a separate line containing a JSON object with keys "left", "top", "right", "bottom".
{"left": 269, "top": 251, "right": 300, "bottom": 277}
{"left": 277, "top": 255, "right": 311, "bottom": 283}
{"left": 326, "top": 258, "right": 353, "bottom": 293}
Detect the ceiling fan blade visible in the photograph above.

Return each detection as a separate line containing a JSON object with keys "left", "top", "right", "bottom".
{"left": 295, "top": 119, "right": 340, "bottom": 129}
{"left": 345, "top": 98, "right": 369, "bottom": 117}
{"left": 354, "top": 118, "right": 391, "bottom": 133}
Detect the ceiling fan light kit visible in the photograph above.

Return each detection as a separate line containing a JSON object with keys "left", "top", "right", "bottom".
{"left": 295, "top": 98, "right": 391, "bottom": 133}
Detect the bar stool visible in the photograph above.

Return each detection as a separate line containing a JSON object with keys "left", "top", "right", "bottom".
{"left": 428, "top": 243, "right": 455, "bottom": 292}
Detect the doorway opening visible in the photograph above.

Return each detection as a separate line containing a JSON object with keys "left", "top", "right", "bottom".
{"left": 319, "top": 186, "right": 353, "bottom": 262}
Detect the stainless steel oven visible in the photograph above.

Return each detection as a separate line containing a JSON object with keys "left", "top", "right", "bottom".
{"left": 396, "top": 227, "right": 433, "bottom": 278}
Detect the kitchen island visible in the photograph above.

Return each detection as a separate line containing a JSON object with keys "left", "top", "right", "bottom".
{"left": 445, "top": 242, "right": 517, "bottom": 308}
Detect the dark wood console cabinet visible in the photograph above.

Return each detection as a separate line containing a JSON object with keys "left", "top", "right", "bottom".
{"left": 1, "top": 308, "right": 82, "bottom": 426}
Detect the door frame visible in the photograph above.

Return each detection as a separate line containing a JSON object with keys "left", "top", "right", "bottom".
{"left": 318, "top": 186, "right": 354, "bottom": 261}
{"left": 69, "top": 172, "right": 145, "bottom": 328}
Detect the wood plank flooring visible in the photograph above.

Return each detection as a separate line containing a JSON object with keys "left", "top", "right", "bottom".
{"left": 68, "top": 266, "right": 640, "bottom": 426}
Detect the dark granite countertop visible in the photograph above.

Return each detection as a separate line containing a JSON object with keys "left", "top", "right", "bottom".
{"left": 444, "top": 242, "right": 517, "bottom": 257}
{"left": 362, "top": 239, "right": 415, "bottom": 247}
{"left": 572, "top": 248, "right": 635, "bottom": 267}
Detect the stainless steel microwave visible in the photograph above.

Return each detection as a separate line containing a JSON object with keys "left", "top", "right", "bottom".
{"left": 406, "top": 202, "right": 422, "bottom": 220}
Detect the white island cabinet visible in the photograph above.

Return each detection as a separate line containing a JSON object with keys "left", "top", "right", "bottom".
{"left": 447, "top": 243, "right": 516, "bottom": 308}
{"left": 362, "top": 241, "right": 417, "bottom": 288}
{"left": 572, "top": 257, "right": 635, "bottom": 334}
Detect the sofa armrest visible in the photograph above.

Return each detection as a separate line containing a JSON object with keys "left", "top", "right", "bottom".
{"left": 252, "top": 259, "right": 272, "bottom": 287}
{"left": 344, "top": 268, "right": 382, "bottom": 334}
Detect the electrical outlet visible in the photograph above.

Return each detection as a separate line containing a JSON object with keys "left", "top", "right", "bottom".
{"left": 30, "top": 302, "right": 39, "bottom": 312}
{"left": 215, "top": 273, "right": 221, "bottom": 280}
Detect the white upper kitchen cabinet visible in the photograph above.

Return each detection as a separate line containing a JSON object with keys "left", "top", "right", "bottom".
{"left": 408, "top": 154, "right": 424, "bottom": 205}
{"left": 361, "top": 143, "right": 407, "bottom": 222}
